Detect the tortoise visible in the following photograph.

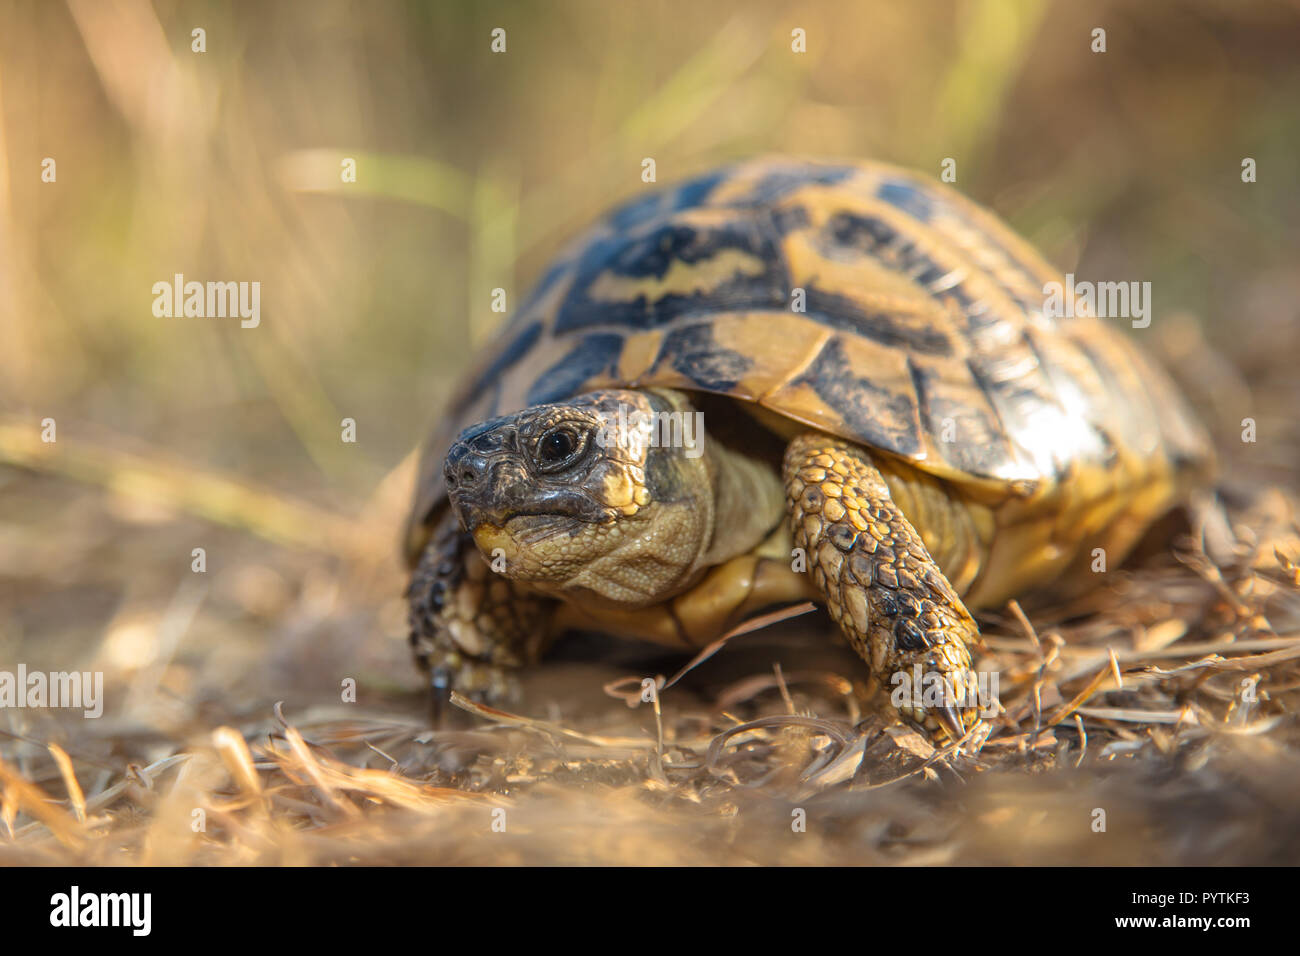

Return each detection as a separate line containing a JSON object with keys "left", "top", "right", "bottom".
{"left": 404, "top": 157, "right": 1212, "bottom": 741}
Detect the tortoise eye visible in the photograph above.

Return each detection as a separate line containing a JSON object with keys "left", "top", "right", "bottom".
{"left": 537, "top": 427, "right": 581, "bottom": 469}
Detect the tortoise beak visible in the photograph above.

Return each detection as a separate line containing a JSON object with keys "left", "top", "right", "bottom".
{"left": 443, "top": 436, "right": 531, "bottom": 533}
{"left": 443, "top": 441, "right": 493, "bottom": 531}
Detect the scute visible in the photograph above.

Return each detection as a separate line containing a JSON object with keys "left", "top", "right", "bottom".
{"left": 652, "top": 323, "right": 752, "bottom": 393}
{"left": 406, "top": 157, "right": 1212, "bottom": 560}
{"left": 553, "top": 206, "right": 787, "bottom": 333}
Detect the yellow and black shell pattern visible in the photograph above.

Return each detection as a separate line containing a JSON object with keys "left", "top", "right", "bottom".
{"left": 407, "top": 157, "right": 1211, "bottom": 560}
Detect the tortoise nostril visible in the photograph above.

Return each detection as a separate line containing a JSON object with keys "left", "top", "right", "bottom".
{"left": 445, "top": 447, "right": 492, "bottom": 492}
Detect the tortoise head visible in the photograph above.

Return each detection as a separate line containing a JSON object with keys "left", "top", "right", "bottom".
{"left": 442, "top": 389, "right": 712, "bottom": 605}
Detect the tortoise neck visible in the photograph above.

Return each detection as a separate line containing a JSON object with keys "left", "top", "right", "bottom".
{"left": 639, "top": 387, "right": 786, "bottom": 578}
{"left": 699, "top": 424, "right": 788, "bottom": 570}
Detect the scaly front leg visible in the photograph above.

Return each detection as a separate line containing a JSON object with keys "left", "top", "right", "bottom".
{"left": 407, "top": 511, "right": 556, "bottom": 719}
{"left": 783, "top": 434, "right": 985, "bottom": 743}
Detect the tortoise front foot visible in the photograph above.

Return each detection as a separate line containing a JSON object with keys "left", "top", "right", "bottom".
{"left": 427, "top": 656, "right": 519, "bottom": 719}
{"left": 407, "top": 513, "right": 553, "bottom": 723}
{"left": 784, "top": 434, "right": 987, "bottom": 745}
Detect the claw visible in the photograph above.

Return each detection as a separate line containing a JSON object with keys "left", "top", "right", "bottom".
{"left": 936, "top": 703, "right": 967, "bottom": 743}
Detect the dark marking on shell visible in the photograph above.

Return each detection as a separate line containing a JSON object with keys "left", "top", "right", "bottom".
{"left": 827, "top": 212, "right": 952, "bottom": 288}
{"left": 792, "top": 337, "right": 922, "bottom": 457}
{"left": 554, "top": 217, "right": 788, "bottom": 333}
{"left": 967, "top": 350, "right": 1066, "bottom": 444}
{"left": 820, "top": 211, "right": 1022, "bottom": 342}
{"left": 1093, "top": 426, "right": 1119, "bottom": 469}
{"left": 525, "top": 332, "right": 624, "bottom": 406}
{"left": 919, "top": 194, "right": 1054, "bottom": 314}
{"left": 908, "top": 356, "right": 1011, "bottom": 476}
{"left": 742, "top": 164, "right": 857, "bottom": 204}
{"left": 769, "top": 204, "right": 811, "bottom": 235}
{"left": 673, "top": 169, "right": 730, "bottom": 211}
{"left": 803, "top": 285, "right": 954, "bottom": 356}
{"left": 606, "top": 169, "right": 729, "bottom": 232}
{"left": 607, "top": 194, "right": 666, "bottom": 233}
{"left": 876, "top": 179, "right": 936, "bottom": 223}
{"left": 653, "top": 322, "right": 752, "bottom": 392}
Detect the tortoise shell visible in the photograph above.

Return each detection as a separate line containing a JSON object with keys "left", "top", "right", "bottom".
{"left": 407, "top": 158, "right": 1211, "bottom": 561}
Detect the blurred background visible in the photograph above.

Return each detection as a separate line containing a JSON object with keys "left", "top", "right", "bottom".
{"left": 0, "top": 0, "right": 1298, "bottom": 864}
{"left": 4, "top": 0, "right": 1299, "bottom": 491}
